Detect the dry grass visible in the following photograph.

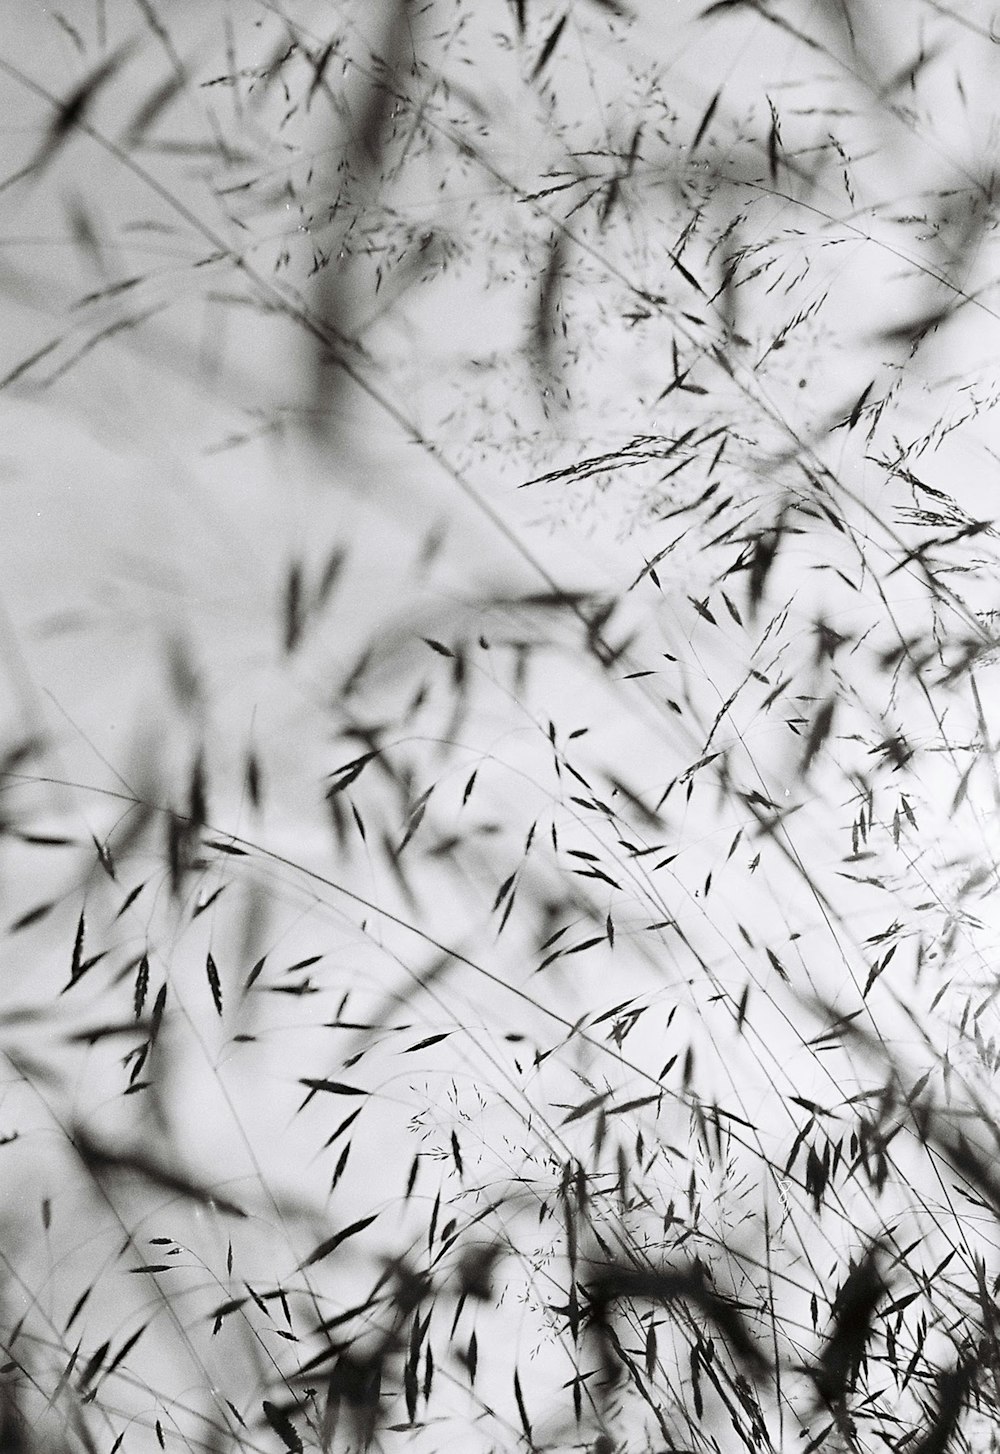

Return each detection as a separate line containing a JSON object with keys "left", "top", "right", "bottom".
{"left": 1, "top": 3, "right": 1000, "bottom": 1452}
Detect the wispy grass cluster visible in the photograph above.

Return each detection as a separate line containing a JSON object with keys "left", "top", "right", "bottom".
{"left": 2, "top": 2, "right": 1000, "bottom": 1452}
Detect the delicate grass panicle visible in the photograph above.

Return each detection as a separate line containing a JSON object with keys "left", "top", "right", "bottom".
{"left": 3, "top": 2, "right": 1000, "bottom": 1452}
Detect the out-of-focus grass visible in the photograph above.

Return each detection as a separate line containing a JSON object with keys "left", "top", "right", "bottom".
{"left": 2, "top": 4, "right": 1000, "bottom": 1453}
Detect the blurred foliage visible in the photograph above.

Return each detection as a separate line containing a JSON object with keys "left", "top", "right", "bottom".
{"left": 3, "top": 2, "right": 1000, "bottom": 1452}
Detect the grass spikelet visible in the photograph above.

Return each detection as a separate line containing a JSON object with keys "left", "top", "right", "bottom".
{"left": 205, "top": 951, "right": 223, "bottom": 1015}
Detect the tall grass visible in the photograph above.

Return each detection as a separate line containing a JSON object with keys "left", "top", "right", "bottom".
{"left": 2, "top": 2, "right": 1000, "bottom": 1451}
